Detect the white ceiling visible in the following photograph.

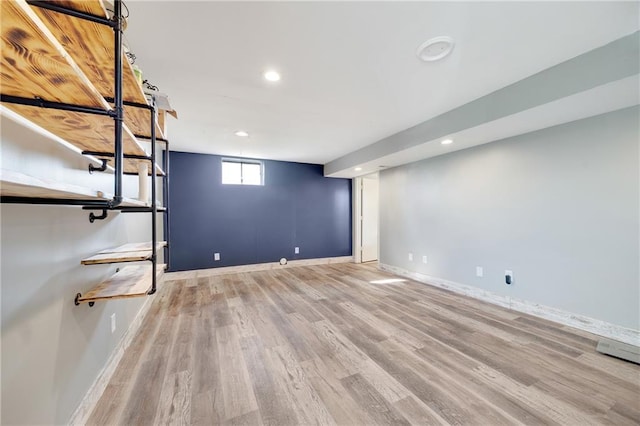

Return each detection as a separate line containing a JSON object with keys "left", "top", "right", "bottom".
{"left": 124, "top": 1, "right": 639, "bottom": 166}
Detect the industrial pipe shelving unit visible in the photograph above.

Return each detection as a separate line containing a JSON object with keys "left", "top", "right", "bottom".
{"left": 0, "top": 0, "right": 172, "bottom": 305}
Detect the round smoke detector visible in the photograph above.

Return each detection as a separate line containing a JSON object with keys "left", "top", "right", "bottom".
{"left": 416, "top": 36, "right": 455, "bottom": 62}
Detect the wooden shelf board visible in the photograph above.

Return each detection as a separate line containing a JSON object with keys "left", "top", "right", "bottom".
{"left": 31, "top": 0, "right": 165, "bottom": 139}
{"left": 123, "top": 158, "right": 165, "bottom": 176}
{"left": 0, "top": 106, "right": 164, "bottom": 174}
{"left": 124, "top": 105, "right": 164, "bottom": 140}
{"left": 77, "top": 263, "right": 166, "bottom": 303}
{"left": 81, "top": 250, "right": 152, "bottom": 265}
{"left": 97, "top": 241, "right": 168, "bottom": 254}
{"left": 81, "top": 241, "right": 167, "bottom": 265}
{"left": 4, "top": 103, "right": 147, "bottom": 157}
{"left": 0, "top": 169, "right": 146, "bottom": 207}
{"left": 1, "top": 0, "right": 107, "bottom": 108}
{"left": 1, "top": 0, "right": 163, "bottom": 164}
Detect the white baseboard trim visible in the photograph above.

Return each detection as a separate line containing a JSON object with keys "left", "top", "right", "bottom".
{"left": 68, "top": 295, "right": 155, "bottom": 425}
{"left": 165, "top": 256, "right": 354, "bottom": 280}
{"left": 379, "top": 263, "right": 640, "bottom": 347}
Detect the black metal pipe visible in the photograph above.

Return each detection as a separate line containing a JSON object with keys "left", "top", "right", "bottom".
{"left": 117, "top": 207, "right": 167, "bottom": 213}
{"left": 149, "top": 100, "right": 158, "bottom": 295}
{"left": 81, "top": 151, "right": 152, "bottom": 161}
{"left": 134, "top": 135, "right": 169, "bottom": 143}
{"left": 0, "top": 94, "right": 111, "bottom": 116}
{"left": 27, "top": 1, "right": 115, "bottom": 27}
{"left": 103, "top": 97, "right": 153, "bottom": 110}
{"left": 164, "top": 142, "right": 171, "bottom": 270}
{"left": 111, "top": 0, "right": 124, "bottom": 208}
{"left": 1, "top": 197, "right": 113, "bottom": 206}
{"left": 88, "top": 159, "right": 109, "bottom": 174}
{"left": 82, "top": 206, "right": 167, "bottom": 212}
{"left": 124, "top": 170, "right": 165, "bottom": 177}
{"left": 89, "top": 209, "right": 108, "bottom": 223}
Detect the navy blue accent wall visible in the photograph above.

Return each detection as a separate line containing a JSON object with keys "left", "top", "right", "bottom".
{"left": 168, "top": 151, "right": 352, "bottom": 271}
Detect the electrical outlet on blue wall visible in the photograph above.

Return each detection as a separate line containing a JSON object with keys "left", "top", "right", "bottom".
{"left": 295, "top": 247, "right": 300, "bottom": 254}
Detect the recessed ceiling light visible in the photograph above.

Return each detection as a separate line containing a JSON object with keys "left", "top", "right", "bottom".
{"left": 263, "top": 70, "right": 281, "bottom": 82}
{"left": 441, "top": 139, "right": 453, "bottom": 145}
{"left": 417, "top": 36, "right": 455, "bottom": 62}
{"left": 355, "top": 167, "right": 362, "bottom": 171}
{"left": 235, "top": 130, "right": 249, "bottom": 137}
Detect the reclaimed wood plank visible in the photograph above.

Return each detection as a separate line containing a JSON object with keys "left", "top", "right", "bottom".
{"left": 77, "top": 263, "right": 166, "bottom": 303}
{"left": 0, "top": 169, "right": 146, "bottom": 206}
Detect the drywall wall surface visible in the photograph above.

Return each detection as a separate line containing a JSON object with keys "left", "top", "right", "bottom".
{"left": 379, "top": 106, "right": 639, "bottom": 330}
{"left": 169, "top": 152, "right": 352, "bottom": 271}
{"left": 0, "top": 113, "right": 158, "bottom": 424}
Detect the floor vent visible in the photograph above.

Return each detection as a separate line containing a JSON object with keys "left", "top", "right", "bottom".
{"left": 596, "top": 338, "right": 640, "bottom": 364}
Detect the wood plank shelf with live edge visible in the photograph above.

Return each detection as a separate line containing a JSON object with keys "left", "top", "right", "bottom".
{"left": 0, "top": 0, "right": 164, "bottom": 175}
{"left": 30, "top": 0, "right": 166, "bottom": 141}
{"left": 0, "top": 169, "right": 147, "bottom": 207}
{"left": 81, "top": 241, "right": 168, "bottom": 265}
{"left": 75, "top": 264, "right": 167, "bottom": 306}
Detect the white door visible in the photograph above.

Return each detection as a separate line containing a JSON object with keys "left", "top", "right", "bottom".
{"left": 361, "top": 176, "right": 379, "bottom": 262}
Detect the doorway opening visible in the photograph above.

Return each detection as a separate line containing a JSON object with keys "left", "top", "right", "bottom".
{"left": 353, "top": 173, "right": 379, "bottom": 263}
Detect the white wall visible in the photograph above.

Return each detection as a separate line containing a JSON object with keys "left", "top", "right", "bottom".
{"left": 0, "top": 111, "right": 160, "bottom": 424}
{"left": 379, "top": 107, "right": 639, "bottom": 330}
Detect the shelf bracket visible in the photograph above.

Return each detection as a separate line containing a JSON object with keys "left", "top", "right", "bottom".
{"left": 89, "top": 209, "right": 108, "bottom": 223}
{"left": 88, "top": 159, "right": 109, "bottom": 174}
{"left": 74, "top": 293, "right": 94, "bottom": 307}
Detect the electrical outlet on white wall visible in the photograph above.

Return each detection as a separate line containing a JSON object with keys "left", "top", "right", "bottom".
{"left": 505, "top": 270, "right": 514, "bottom": 282}
{"left": 214, "top": 253, "right": 220, "bottom": 261}
{"left": 408, "top": 253, "right": 413, "bottom": 261}
{"left": 422, "top": 255, "right": 428, "bottom": 264}
{"left": 476, "top": 266, "right": 484, "bottom": 277}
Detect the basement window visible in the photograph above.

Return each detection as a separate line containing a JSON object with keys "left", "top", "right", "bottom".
{"left": 221, "top": 158, "right": 264, "bottom": 185}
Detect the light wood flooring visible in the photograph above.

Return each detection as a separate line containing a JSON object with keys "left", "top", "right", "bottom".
{"left": 87, "top": 263, "right": 640, "bottom": 425}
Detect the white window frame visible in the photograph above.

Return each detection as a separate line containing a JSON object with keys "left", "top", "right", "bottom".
{"left": 221, "top": 158, "right": 264, "bottom": 186}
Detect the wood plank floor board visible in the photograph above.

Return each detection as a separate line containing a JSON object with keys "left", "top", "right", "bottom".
{"left": 310, "top": 319, "right": 369, "bottom": 376}
{"left": 412, "top": 335, "right": 557, "bottom": 425}
{"left": 154, "top": 370, "right": 193, "bottom": 426}
{"left": 217, "top": 324, "right": 259, "bottom": 421}
{"left": 522, "top": 342, "right": 640, "bottom": 408}
{"left": 532, "top": 377, "right": 615, "bottom": 417}
{"left": 265, "top": 275, "right": 326, "bottom": 323}
{"left": 609, "top": 401, "right": 640, "bottom": 424}
{"left": 222, "top": 409, "right": 264, "bottom": 426}
{"left": 513, "top": 315, "right": 599, "bottom": 350}
{"left": 301, "top": 358, "right": 376, "bottom": 425}
{"left": 576, "top": 352, "right": 640, "bottom": 385}
{"left": 423, "top": 298, "right": 586, "bottom": 358}
{"left": 327, "top": 302, "right": 389, "bottom": 343}
{"left": 341, "top": 301, "right": 426, "bottom": 350}
{"left": 227, "top": 297, "right": 258, "bottom": 339}
{"left": 86, "top": 383, "right": 126, "bottom": 426}
{"left": 240, "top": 335, "right": 299, "bottom": 426}
{"left": 87, "top": 263, "right": 640, "bottom": 425}
{"left": 340, "top": 373, "right": 411, "bottom": 426}
{"left": 212, "top": 293, "right": 234, "bottom": 328}
{"left": 266, "top": 344, "right": 336, "bottom": 425}
{"left": 252, "top": 273, "right": 298, "bottom": 314}
{"left": 286, "top": 313, "right": 352, "bottom": 380}
{"left": 393, "top": 395, "right": 450, "bottom": 426}
{"left": 342, "top": 324, "right": 505, "bottom": 425}
{"left": 368, "top": 293, "right": 542, "bottom": 387}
